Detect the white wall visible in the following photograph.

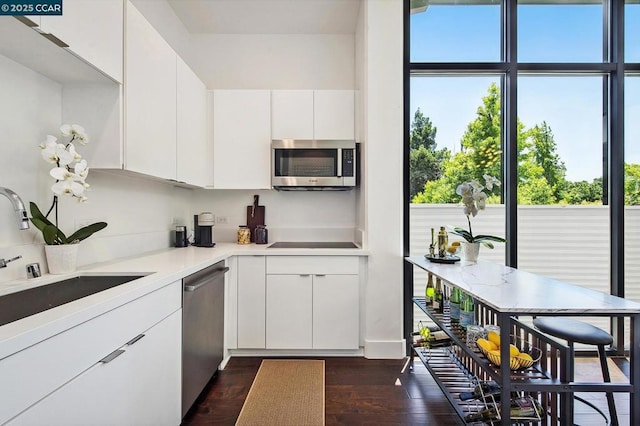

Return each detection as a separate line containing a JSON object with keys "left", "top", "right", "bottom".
{"left": 0, "top": 53, "right": 193, "bottom": 284}
{"left": 361, "top": 0, "right": 405, "bottom": 358}
{"left": 190, "top": 189, "right": 356, "bottom": 243}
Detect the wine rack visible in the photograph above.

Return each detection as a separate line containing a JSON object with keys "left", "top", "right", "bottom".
{"left": 411, "top": 296, "right": 570, "bottom": 424}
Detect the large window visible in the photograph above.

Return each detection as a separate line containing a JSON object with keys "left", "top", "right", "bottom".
{"left": 626, "top": 1, "right": 640, "bottom": 62}
{"left": 518, "top": 1, "right": 604, "bottom": 62}
{"left": 407, "top": 0, "right": 634, "bottom": 352}
{"left": 410, "top": 2, "right": 501, "bottom": 62}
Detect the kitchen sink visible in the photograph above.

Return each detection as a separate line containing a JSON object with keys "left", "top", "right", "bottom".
{"left": 0, "top": 274, "right": 146, "bottom": 327}
{"left": 268, "top": 241, "right": 359, "bottom": 249}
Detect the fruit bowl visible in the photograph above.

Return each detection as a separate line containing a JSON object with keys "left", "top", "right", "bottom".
{"left": 476, "top": 335, "right": 542, "bottom": 370}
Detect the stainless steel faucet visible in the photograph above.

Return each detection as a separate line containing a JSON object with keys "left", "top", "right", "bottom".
{"left": 0, "top": 187, "right": 30, "bottom": 230}
{"left": 0, "top": 255, "right": 22, "bottom": 268}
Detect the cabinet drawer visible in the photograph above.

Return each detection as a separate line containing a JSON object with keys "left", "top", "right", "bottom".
{"left": 0, "top": 280, "right": 181, "bottom": 424}
{"left": 266, "top": 256, "right": 358, "bottom": 275}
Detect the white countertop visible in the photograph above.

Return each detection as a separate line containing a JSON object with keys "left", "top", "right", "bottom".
{"left": 407, "top": 256, "right": 640, "bottom": 315}
{"left": 0, "top": 243, "right": 368, "bottom": 360}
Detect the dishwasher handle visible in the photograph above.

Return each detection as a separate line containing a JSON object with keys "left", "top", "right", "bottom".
{"left": 184, "top": 267, "right": 230, "bottom": 292}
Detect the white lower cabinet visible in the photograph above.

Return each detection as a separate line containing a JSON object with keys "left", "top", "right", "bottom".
{"left": 0, "top": 281, "right": 182, "bottom": 426}
{"left": 266, "top": 274, "right": 313, "bottom": 349}
{"left": 312, "top": 274, "right": 359, "bottom": 349}
{"left": 9, "top": 310, "right": 181, "bottom": 426}
{"left": 237, "top": 256, "right": 266, "bottom": 349}
{"left": 264, "top": 256, "right": 360, "bottom": 350}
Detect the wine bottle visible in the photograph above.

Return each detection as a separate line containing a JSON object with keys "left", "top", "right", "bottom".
{"left": 434, "top": 277, "right": 443, "bottom": 313}
{"left": 459, "top": 381, "right": 501, "bottom": 401}
{"left": 459, "top": 292, "right": 475, "bottom": 327}
{"left": 450, "top": 287, "right": 461, "bottom": 321}
{"left": 425, "top": 273, "right": 435, "bottom": 306}
{"left": 463, "top": 397, "right": 544, "bottom": 423}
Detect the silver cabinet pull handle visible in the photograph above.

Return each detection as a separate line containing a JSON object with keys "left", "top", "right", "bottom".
{"left": 315, "top": 274, "right": 326, "bottom": 277}
{"left": 300, "top": 274, "right": 310, "bottom": 277}
{"left": 184, "top": 267, "right": 230, "bottom": 292}
{"left": 126, "top": 334, "right": 145, "bottom": 346}
{"left": 99, "top": 349, "right": 125, "bottom": 364}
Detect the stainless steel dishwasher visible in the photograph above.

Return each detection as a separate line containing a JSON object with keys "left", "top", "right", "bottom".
{"left": 182, "top": 260, "right": 229, "bottom": 417}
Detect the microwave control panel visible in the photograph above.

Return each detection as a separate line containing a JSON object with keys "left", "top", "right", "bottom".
{"left": 342, "top": 149, "right": 355, "bottom": 177}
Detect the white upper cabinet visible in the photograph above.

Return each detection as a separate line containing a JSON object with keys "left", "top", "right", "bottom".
{"left": 313, "top": 90, "right": 355, "bottom": 140}
{"left": 271, "top": 90, "right": 355, "bottom": 140}
{"left": 271, "top": 90, "right": 314, "bottom": 140}
{"left": 39, "top": 0, "right": 124, "bottom": 83}
{"left": 177, "top": 56, "right": 209, "bottom": 187}
{"left": 212, "top": 90, "right": 271, "bottom": 189}
{"left": 125, "top": 1, "right": 177, "bottom": 181}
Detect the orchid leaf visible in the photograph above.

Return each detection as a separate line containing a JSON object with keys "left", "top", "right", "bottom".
{"left": 66, "top": 222, "right": 107, "bottom": 243}
{"left": 29, "top": 202, "right": 55, "bottom": 229}
{"left": 42, "top": 224, "right": 66, "bottom": 245}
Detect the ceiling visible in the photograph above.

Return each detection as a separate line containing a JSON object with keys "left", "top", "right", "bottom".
{"left": 167, "top": 0, "right": 362, "bottom": 35}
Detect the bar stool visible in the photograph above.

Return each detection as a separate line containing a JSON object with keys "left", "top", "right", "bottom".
{"left": 533, "top": 317, "right": 618, "bottom": 426}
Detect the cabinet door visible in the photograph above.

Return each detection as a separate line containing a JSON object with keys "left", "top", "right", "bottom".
{"left": 313, "top": 275, "right": 359, "bottom": 349}
{"left": 40, "top": 0, "right": 123, "bottom": 83}
{"left": 125, "top": 2, "right": 177, "bottom": 180}
{"left": 266, "top": 274, "right": 312, "bottom": 349}
{"left": 177, "top": 56, "right": 208, "bottom": 187}
{"left": 271, "top": 90, "right": 313, "bottom": 140}
{"left": 313, "top": 90, "right": 355, "bottom": 140}
{"left": 212, "top": 90, "right": 271, "bottom": 189}
{"left": 237, "top": 256, "right": 266, "bottom": 349}
{"left": 9, "top": 310, "right": 182, "bottom": 426}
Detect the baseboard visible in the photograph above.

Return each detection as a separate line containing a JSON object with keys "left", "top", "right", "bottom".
{"left": 228, "top": 348, "right": 365, "bottom": 357}
{"left": 364, "top": 339, "right": 407, "bottom": 359}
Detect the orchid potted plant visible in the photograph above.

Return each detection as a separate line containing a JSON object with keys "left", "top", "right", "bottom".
{"left": 31, "top": 125, "right": 107, "bottom": 273}
{"left": 451, "top": 175, "right": 505, "bottom": 261}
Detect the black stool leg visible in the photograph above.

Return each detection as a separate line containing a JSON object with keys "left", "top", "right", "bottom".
{"left": 597, "top": 344, "right": 619, "bottom": 426}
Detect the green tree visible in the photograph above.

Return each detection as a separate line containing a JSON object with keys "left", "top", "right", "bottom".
{"left": 409, "top": 108, "right": 449, "bottom": 199}
{"left": 526, "top": 122, "right": 566, "bottom": 200}
{"left": 625, "top": 164, "right": 640, "bottom": 205}
{"left": 410, "top": 108, "right": 437, "bottom": 150}
{"left": 413, "top": 83, "right": 568, "bottom": 205}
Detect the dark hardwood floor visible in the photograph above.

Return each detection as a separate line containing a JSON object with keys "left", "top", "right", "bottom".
{"left": 181, "top": 356, "right": 631, "bottom": 426}
{"left": 181, "top": 357, "right": 465, "bottom": 425}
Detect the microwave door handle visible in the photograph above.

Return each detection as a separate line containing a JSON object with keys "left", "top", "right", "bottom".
{"left": 337, "top": 148, "right": 342, "bottom": 177}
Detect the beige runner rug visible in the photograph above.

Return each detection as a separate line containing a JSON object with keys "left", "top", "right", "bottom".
{"left": 235, "top": 359, "right": 325, "bottom": 426}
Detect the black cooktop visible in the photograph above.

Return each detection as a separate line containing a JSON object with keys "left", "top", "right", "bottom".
{"left": 268, "top": 241, "right": 359, "bottom": 249}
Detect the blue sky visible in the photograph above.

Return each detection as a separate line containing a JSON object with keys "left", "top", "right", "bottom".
{"left": 410, "top": 3, "right": 640, "bottom": 182}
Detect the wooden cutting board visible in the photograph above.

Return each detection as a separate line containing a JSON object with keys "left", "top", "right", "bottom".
{"left": 246, "top": 194, "right": 265, "bottom": 242}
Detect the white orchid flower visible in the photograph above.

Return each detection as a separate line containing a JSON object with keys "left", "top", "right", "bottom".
{"left": 40, "top": 136, "right": 59, "bottom": 163}
{"left": 50, "top": 167, "right": 73, "bottom": 181}
{"left": 66, "top": 143, "right": 83, "bottom": 162}
{"left": 61, "top": 124, "right": 88, "bottom": 144}
{"left": 456, "top": 183, "right": 472, "bottom": 196}
{"left": 483, "top": 174, "right": 501, "bottom": 191}
{"left": 52, "top": 180, "right": 85, "bottom": 197}
{"left": 474, "top": 191, "right": 487, "bottom": 210}
{"left": 469, "top": 180, "right": 483, "bottom": 191}
{"left": 74, "top": 159, "right": 89, "bottom": 179}
{"left": 39, "top": 134, "right": 57, "bottom": 150}
{"left": 77, "top": 195, "right": 88, "bottom": 203}
{"left": 41, "top": 141, "right": 74, "bottom": 165}
{"left": 464, "top": 203, "right": 478, "bottom": 217}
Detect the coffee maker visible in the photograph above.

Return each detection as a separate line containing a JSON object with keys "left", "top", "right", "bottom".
{"left": 194, "top": 212, "right": 215, "bottom": 247}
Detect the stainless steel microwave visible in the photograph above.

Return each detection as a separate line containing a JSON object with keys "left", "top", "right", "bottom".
{"left": 271, "top": 140, "right": 357, "bottom": 190}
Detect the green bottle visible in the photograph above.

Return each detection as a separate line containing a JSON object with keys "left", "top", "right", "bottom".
{"left": 459, "top": 292, "right": 475, "bottom": 327}
{"left": 449, "top": 287, "right": 461, "bottom": 321}
{"left": 425, "top": 273, "right": 435, "bottom": 306}
{"left": 434, "top": 277, "right": 443, "bottom": 313}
